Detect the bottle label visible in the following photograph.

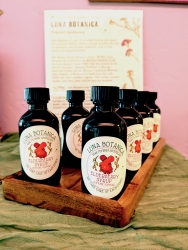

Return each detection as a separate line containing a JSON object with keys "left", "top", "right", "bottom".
{"left": 20, "top": 125, "right": 60, "bottom": 180}
{"left": 127, "top": 124, "right": 143, "bottom": 171}
{"left": 81, "top": 136, "right": 126, "bottom": 199}
{"left": 153, "top": 113, "right": 161, "bottom": 142}
{"left": 66, "top": 118, "right": 85, "bottom": 158}
{"left": 142, "top": 117, "right": 153, "bottom": 154}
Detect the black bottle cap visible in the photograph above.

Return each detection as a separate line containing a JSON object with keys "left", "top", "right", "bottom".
{"left": 137, "top": 91, "right": 149, "bottom": 103}
{"left": 24, "top": 88, "right": 50, "bottom": 103}
{"left": 148, "top": 91, "right": 158, "bottom": 101}
{"left": 91, "top": 86, "right": 119, "bottom": 103}
{"left": 66, "top": 90, "right": 85, "bottom": 102}
{"left": 119, "top": 89, "right": 137, "bottom": 102}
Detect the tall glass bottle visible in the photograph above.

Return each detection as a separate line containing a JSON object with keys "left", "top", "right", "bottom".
{"left": 135, "top": 91, "right": 154, "bottom": 164}
{"left": 18, "top": 87, "right": 61, "bottom": 186}
{"left": 116, "top": 89, "right": 143, "bottom": 182}
{"left": 147, "top": 92, "right": 161, "bottom": 147}
{"left": 61, "top": 90, "right": 89, "bottom": 169}
{"left": 81, "top": 86, "right": 127, "bottom": 200}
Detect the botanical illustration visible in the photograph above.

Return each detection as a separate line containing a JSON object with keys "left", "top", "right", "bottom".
{"left": 129, "top": 140, "right": 142, "bottom": 153}
{"left": 92, "top": 154, "right": 120, "bottom": 174}
{"left": 143, "top": 130, "right": 152, "bottom": 140}
{"left": 153, "top": 124, "right": 159, "bottom": 132}
{"left": 109, "top": 17, "right": 142, "bottom": 90}
{"left": 28, "top": 141, "right": 52, "bottom": 158}
{"left": 110, "top": 18, "right": 141, "bottom": 37}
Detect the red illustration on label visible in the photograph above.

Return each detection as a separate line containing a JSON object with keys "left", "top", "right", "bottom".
{"left": 129, "top": 140, "right": 142, "bottom": 153}
{"left": 92, "top": 154, "right": 120, "bottom": 174}
{"left": 134, "top": 140, "right": 141, "bottom": 153}
{"left": 28, "top": 141, "right": 52, "bottom": 159}
{"left": 153, "top": 124, "right": 158, "bottom": 133}
{"left": 146, "top": 130, "right": 152, "bottom": 140}
{"left": 34, "top": 142, "right": 47, "bottom": 158}
{"left": 99, "top": 155, "right": 114, "bottom": 174}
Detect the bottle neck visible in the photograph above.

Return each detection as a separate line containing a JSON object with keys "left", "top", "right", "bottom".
{"left": 136, "top": 99, "right": 147, "bottom": 106}
{"left": 28, "top": 103, "right": 47, "bottom": 110}
{"left": 147, "top": 100, "right": 155, "bottom": 106}
{"left": 69, "top": 102, "right": 83, "bottom": 107}
{"left": 119, "top": 100, "right": 135, "bottom": 109}
{"left": 94, "top": 101, "right": 116, "bottom": 112}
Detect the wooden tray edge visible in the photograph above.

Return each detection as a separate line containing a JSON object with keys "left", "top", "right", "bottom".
{"left": 2, "top": 174, "right": 124, "bottom": 227}
{"left": 118, "top": 138, "right": 166, "bottom": 226}
{"left": 2, "top": 138, "right": 166, "bottom": 228}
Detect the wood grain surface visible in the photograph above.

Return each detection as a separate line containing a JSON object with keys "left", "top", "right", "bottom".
{"left": 2, "top": 138, "right": 166, "bottom": 227}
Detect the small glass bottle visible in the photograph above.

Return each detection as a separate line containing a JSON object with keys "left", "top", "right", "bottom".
{"left": 61, "top": 90, "right": 89, "bottom": 169}
{"left": 135, "top": 91, "right": 154, "bottom": 164}
{"left": 81, "top": 86, "right": 127, "bottom": 200}
{"left": 116, "top": 89, "right": 143, "bottom": 182}
{"left": 147, "top": 92, "right": 161, "bottom": 147}
{"left": 18, "top": 87, "right": 61, "bottom": 186}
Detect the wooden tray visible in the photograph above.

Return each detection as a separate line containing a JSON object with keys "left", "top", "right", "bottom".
{"left": 2, "top": 138, "right": 165, "bottom": 228}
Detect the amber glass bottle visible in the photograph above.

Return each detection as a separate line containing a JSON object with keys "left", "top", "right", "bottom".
{"left": 116, "top": 89, "right": 143, "bottom": 182}
{"left": 81, "top": 86, "right": 127, "bottom": 200}
{"left": 135, "top": 91, "right": 154, "bottom": 164}
{"left": 18, "top": 87, "right": 61, "bottom": 186}
{"left": 61, "top": 90, "right": 89, "bottom": 169}
{"left": 147, "top": 92, "right": 161, "bottom": 147}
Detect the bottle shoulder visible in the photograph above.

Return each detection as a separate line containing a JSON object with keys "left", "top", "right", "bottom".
{"left": 116, "top": 108, "right": 143, "bottom": 126}
{"left": 19, "top": 109, "right": 59, "bottom": 131}
{"left": 62, "top": 107, "right": 89, "bottom": 119}
{"left": 148, "top": 104, "right": 161, "bottom": 114}
{"left": 83, "top": 111, "right": 126, "bottom": 126}
{"left": 20, "top": 109, "right": 58, "bottom": 120}
{"left": 134, "top": 105, "right": 153, "bottom": 118}
{"left": 116, "top": 107, "right": 143, "bottom": 118}
{"left": 82, "top": 111, "right": 127, "bottom": 144}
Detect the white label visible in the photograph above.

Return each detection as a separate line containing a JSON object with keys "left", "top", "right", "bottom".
{"left": 142, "top": 117, "right": 153, "bottom": 154}
{"left": 81, "top": 136, "right": 126, "bottom": 199}
{"left": 66, "top": 118, "right": 85, "bottom": 158}
{"left": 20, "top": 125, "right": 60, "bottom": 180}
{"left": 127, "top": 124, "right": 143, "bottom": 171}
{"left": 153, "top": 113, "right": 161, "bottom": 142}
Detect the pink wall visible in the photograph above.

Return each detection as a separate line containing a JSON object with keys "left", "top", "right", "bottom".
{"left": 0, "top": 0, "right": 188, "bottom": 159}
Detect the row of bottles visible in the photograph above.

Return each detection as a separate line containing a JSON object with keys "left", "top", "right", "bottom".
{"left": 18, "top": 87, "right": 161, "bottom": 200}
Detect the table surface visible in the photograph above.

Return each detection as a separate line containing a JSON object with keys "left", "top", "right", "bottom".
{"left": 0, "top": 133, "right": 188, "bottom": 250}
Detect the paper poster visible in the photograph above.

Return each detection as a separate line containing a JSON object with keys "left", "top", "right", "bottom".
{"left": 44, "top": 9, "right": 143, "bottom": 126}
